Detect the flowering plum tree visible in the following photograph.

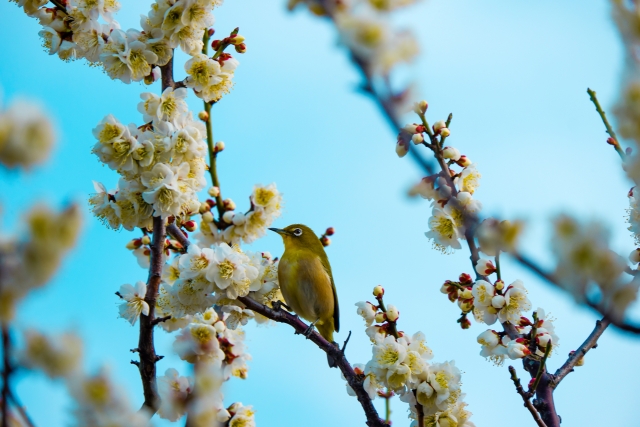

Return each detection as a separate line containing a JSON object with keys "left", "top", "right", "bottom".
{"left": 1, "top": 1, "right": 640, "bottom": 427}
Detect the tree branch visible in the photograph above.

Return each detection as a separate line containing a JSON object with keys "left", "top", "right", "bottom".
{"left": 167, "top": 223, "right": 190, "bottom": 249}
{"left": 552, "top": 318, "right": 610, "bottom": 388}
{"left": 508, "top": 366, "right": 547, "bottom": 427}
{"left": 136, "top": 215, "right": 166, "bottom": 414}
{"left": 587, "top": 88, "right": 625, "bottom": 159}
{"left": 237, "top": 296, "right": 387, "bottom": 427}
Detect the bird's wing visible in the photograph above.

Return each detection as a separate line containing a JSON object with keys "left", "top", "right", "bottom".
{"left": 319, "top": 254, "right": 339, "bottom": 333}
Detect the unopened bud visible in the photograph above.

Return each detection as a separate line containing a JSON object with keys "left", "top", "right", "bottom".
{"left": 223, "top": 199, "right": 236, "bottom": 210}
{"left": 607, "top": 137, "right": 617, "bottom": 146}
{"left": 456, "top": 155, "right": 472, "bottom": 167}
{"left": 459, "top": 289, "right": 472, "bottom": 299}
{"left": 494, "top": 280, "right": 505, "bottom": 291}
{"left": 411, "top": 133, "right": 424, "bottom": 145}
{"left": 325, "top": 227, "right": 335, "bottom": 236}
{"left": 354, "top": 365, "right": 365, "bottom": 375}
{"left": 126, "top": 238, "right": 142, "bottom": 250}
{"left": 199, "top": 202, "right": 211, "bottom": 214}
{"left": 396, "top": 140, "right": 408, "bottom": 157}
{"left": 458, "top": 316, "right": 471, "bottom": 329}
{"left": 373, "top": 285, "right": 384, "bottom": 297}
{"left": 629, "top": 248, "right": 640, "bottom": 264}
{"left": 143, "top": 73, "right": 155, "bottom": 85}
{"left": 491, "top": 295, "right": 506, "bottom": 309}
{"left": 184, "top": 220, "right": 197, "bottom": 232}
{"left": 169, "top": 240, "right": 183, "bottom": 250}
{"left": 211, "top": 39, "right": 221, "bottom": 50}
{"left": 442, "top": 146, "right": 461, "bottom": 161}
{"left": 141, "top": 235, "right": 151, "bottom": 245}
{"left": 459, "top": 273, "right": 473, "bottom": 285}
{"left": 208, "top": 28, "right": 215, "bottom": 36}
{"left": 320, "top": 236, "right": 331, "bottom": 246}
{"left": 440, "top": 283, "right": 450, "bottom": 294}
{"left": 215, "top": 141, "right": 225, "bottom": 152}
{"left": 235, "top": 43, "right": 246, "bottom": 53}
{"left": 440, "top": 127, "right": 451, "bottom": 138}
{"left": 433, "top": 121, "right": 446, "bottom": 134}
{"left": 375, "top": 312, "right": 386, "bottom": 323}
{"left": 198, "top": 111, "right": 209, "bottom": 121}
{"left": 202, "top": 211, "right": 214, "bottom": 223}
{"left": 403, "top": 124, "right": 418, "bottom": 134}
{"left": 206, "top": 198, "right": 217, "bottom": 207}
{"left": 229, "top": 35, "right": 245, "bottom": 45}
{"left": 413, "top": 100, "right": 428, "bottom": 115}
{"left": 209, "top": 188, "right": 220, "bottom": 198}
{"left": 386, "top": 305, "right": 399, "bottom": 322}
{"left": 222, "top": 211, "right": 235, "bottom": 223}
{"left": 187, "top": 199, "right": 201, "bottom": 215}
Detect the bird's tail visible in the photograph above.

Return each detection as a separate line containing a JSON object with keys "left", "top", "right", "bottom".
{"left": 327, "top": 341, "right": 339, "bottom": 368}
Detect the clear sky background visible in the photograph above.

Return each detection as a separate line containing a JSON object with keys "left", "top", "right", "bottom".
{"left": 1, "top": 0, "right": 639, "bottom": 426}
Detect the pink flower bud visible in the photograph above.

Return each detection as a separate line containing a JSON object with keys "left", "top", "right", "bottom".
{"left": 184, "top": 220, "right": 197, "bottom": 232}
{"left": 459, "top": 273, "right": 473, "bottom": 285}
{"left": 325, "top": 227, "right": 335, "bottom": 236}
{"left": 456, "top": 155, "right": 472, "bottom": 167}
{"left": 475, "top": 258, "right": 497, "bottom": 276}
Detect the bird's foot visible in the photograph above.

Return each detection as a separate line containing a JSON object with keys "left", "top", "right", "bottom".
{"left": 303, "top": 319, "right": 319, "bottom": 339}
{"left": 271, "top": 300, "right": 292, "bottom": 312}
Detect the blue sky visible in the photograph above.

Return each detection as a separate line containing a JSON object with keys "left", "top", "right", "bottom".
{"left": 1, "top": 0, "right": 638, "bottom": 426}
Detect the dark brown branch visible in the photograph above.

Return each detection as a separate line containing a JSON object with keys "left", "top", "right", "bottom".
{"left": 160, "top": 56, "right": 175, "bottom": 91}
{"left": 237, "top": 296, "right": 387, "bottom": 427}
{"left": 508, "top": 366, "right": 547, "bottom": 427}
{"left": 136, "top": 215, "right": 166, "bottom": 414}
{"left": 167, "top": 223, "right": 190, "bottom": 249}
{"left": 522, "top": 359, "right": 560, "bottom": 427}
{"left": 1, "top": 326, "right": 9, "bottom": 427}
{"left": 552, "top": 318, "right": 610, "bottom": 388}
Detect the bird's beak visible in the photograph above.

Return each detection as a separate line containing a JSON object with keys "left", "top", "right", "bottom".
{"left": 268, "top": 227, "right": 289, "bottom": 236}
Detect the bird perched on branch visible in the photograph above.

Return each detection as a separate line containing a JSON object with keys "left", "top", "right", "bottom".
{"left": 269, "top": 224, "right": 340, "bottom": 367}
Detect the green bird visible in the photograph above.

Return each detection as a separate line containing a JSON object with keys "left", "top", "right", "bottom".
{"left": 269, "top": 224, "right": 340, "bottom": 367}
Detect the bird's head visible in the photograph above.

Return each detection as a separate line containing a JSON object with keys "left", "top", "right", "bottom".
{"left": 269, "top": 224, "right": 323, "bottom": 251}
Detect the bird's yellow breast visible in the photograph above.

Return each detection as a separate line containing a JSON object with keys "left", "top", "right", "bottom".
{"left": 278, "top": 249, "right": 335, "bottom": 328}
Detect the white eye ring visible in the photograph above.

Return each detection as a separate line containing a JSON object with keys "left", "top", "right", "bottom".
{"left": 293, "top": 228, "right": 303, "bottom": 237}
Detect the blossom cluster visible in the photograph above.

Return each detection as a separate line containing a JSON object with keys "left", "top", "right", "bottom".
{"left": 353, "top": 286, "right": 475, "bottom": 427}
{"left": 195, "top": 183, "right": 284, "bottom": 246}
{"left": 440, "top": 260, "right": 562, "bottom": 365}
{"left": 90, "top": 87, "right": 207, "bottom": 231}
{"left": 20, "top": 329, "right": 149, "bottom": 426}
{"left": 0, "top": 203, "right": 81, "bottom": 321}
{"left": 552, "top": 214, "right": 638, "bottom": 321}
{"left": 290, "top": 0, "right": 420, "bottom": 75}
{"left": 0, "top": 96, "right": 55, "bottom": 170}
{"left": 13, "top": 0, "right": 243, "bottom": 91}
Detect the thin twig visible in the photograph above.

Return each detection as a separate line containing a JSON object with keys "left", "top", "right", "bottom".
{"left": 508, "top": 366, "right": 548, "bottom": 427}
{"left": 167, "top": 223, "right": 190, "bottom": 249}
{"left": 587, "top": 88, "right": 625, "bottom": 159}
{"left": 529, "top": 343, "right": 552, "bottom": 396}
{"left": 552, "top": 318, "right": 610, "bottom": 388}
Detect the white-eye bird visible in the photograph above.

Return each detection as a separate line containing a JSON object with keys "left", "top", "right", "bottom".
{"left": 269, "top": 224, "right": 340, "bottom": 367}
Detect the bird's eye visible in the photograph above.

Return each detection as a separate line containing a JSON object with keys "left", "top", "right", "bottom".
{"left": 293, "top": 228, "right": 303, "bottom": 237}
